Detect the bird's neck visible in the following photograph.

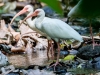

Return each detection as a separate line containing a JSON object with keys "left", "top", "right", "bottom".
{"left": 26, "top": 12, "right": 34, "bottom": 28}
{"left": 35, "top": 15, "right": 45, "bottom": 29}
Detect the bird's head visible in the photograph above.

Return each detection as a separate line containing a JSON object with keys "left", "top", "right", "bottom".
{"left": 20, "top": 9, "right": 45, "bottom": 24}
{"left": 9, "top": 5, "right": 34, "bottom": 26}
{"left": 35, "top": 9, "right": 45, "bottom": 17}
{"left": 24, "top": 5, "right": 33, "bottom": 13}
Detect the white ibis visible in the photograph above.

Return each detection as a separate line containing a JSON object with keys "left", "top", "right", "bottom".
{"left": 21, "top": 9, "right": 83, "bottom": 70}
{"left": 9, "top": 5, "right": 33, "bottom": 25}
{"left": 9, "top": 5, "right": 52, "bottom": 60}
{"left": 68, "top": 0, "right": 100, "bottom": 49}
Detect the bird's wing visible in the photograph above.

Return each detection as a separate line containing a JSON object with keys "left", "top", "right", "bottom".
{"left": 41, "top": 18, "right": 82, "bottom": 42}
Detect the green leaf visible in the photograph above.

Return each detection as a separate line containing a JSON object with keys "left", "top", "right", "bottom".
{"left": 63, "top": 55, "right": 75, "bottom": 61}
{"left": 39, "top": 0, "right": 63, "bottom": 15}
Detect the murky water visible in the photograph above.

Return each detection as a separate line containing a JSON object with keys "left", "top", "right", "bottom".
{"left": 7, "top": 49, "right": 50, "bottom": 68}
{"left": 4, "top": 49, "right": 100, "bottom": 75}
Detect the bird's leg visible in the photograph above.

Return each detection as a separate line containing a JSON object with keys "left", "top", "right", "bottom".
{"left": 50, "top": 40, "right": 54, "bottom": 60}
{"left": 49, "top": 42, "right": 62, "bottom": 71}
{"left": 89, "top": 23, "right": 95, "bottom": 49}
{"left": 47, "top": 40, "right": 54, "bottom": 60}
{"left": 56, "top": 42, "right": 60, "bottom": 63}
{"left": 47, "top": 40, "right": 50, "bottom": 61}
{"left": 47, "top": 40, "right": 55, "bottom": 61}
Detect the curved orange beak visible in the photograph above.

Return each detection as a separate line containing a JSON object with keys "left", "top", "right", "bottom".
{"left": 9, "top": 8, "right": 28, "bottom": 26}
{"left": 20, "top": 11, "right": 38, "bottom": 24}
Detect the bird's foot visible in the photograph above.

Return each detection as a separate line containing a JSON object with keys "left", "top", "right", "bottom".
{"left": 49, "top": 61, "right": 62, "bottom": 71}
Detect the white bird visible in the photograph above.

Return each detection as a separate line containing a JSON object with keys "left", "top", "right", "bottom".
{"left": 9, "top": 5, "right": 53, "bottom": 61}
{"left": 21, "top": 9, "right": 83, "bottom": 70}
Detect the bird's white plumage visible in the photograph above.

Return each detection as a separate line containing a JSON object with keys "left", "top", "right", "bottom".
{"left": 34, "top": 9, "right": 83, "bottom": 42}
{"left": 28, "top": 9, "right": 83, "bottom": 67}
{"left": 23, "top": 5, "right": 51, "bottom": 40}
